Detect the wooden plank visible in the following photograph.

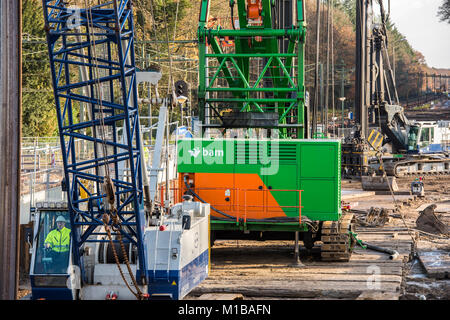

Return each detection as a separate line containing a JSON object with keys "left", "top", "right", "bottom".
{"left": 321, "top": 252, "right": 350, "bottom": 261}
{"left": 209, "top": 266, "right": 403, "bottom": 276}
{"left": 204, "top": 274, "right": 402, "bottom": 282}
{"left": 203, "top": 276, "right": 402, "bottom": 285}
{"left": 356, "top": 241, "right": 411, "bottom": 248}
{"left": 357, "top": 234, "right": 413, "bottom": 238}
{"left": 197, "top": 281, "right": 403, "bottom": 291}
{"left": 197, "top": 293, "right": 244, "bottom": 300}
{"left": 211, "top": 260, "right": 404, "bottom": 269}
{"left": 356, "top": 291, "right": 399, "bottom": 300}
{"left": 192, "top": 280, "right": 401, "bottom": 299}
{"left": 299, "top": 260, "right": 403, "bottom": 267}
{"left": 356, "top": 228, "right": 412, "bottom": 233}
{"left": 417, "top": 250, "right": 450, "bottom": 279}
{"left": 211, "top": 263, "right": 404, "bottom": 272}
{"left": 350, "top": 252, "right": 408, "bottom": 260}
{"left": 357, "top": 234, "right": 413, "bottom": 240}
{"left": 210, "top": 252, "right": 406, "bottom": 267}
{"left": 355, "top": 244, "right": 412, "bottom": 251}
{"left": 204, "top": 229, "right": 410, "bottom": 299}
{"left": 356, "top": 244, "right": 412, "bottom": 254}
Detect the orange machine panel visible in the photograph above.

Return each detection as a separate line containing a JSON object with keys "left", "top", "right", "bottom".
{"left": 180, "top": 172, "right": 286, "bottom": 220}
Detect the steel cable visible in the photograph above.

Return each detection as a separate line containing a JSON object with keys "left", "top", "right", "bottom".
{"left": 84, "top": 0, "right": 146, "bottom": 300}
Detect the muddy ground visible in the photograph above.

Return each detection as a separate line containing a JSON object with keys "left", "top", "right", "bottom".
{"left": 337, "top": 176, "right": 449, "bottom": 300}
{"left": 186, "top": 176, "right": 450, "bottom": 300}
{"left": 17, "top": 176, "right": 450, "bottom": 300}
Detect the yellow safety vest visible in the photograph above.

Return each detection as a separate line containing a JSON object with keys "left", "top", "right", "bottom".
{"left": 44, "top": 227, "right": 71, "bottom": 253}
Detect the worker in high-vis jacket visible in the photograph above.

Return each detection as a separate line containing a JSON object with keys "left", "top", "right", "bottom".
{"left": 44, "top": 215, "right": 71, "bottom": 273}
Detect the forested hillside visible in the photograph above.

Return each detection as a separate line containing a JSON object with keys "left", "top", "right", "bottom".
{"left": 22, "top": 0, "right": 446, "bottom": 136}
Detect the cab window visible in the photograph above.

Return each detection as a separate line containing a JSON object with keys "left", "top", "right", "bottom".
{"left": 420, "top": 128, "right": 430, "bottom": 144}
{"left": 33, "top": 210, "right": 71, "bottom": 274}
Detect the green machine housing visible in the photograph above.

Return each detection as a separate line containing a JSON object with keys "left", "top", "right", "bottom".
{"left": 177, "top": 138, "right": 342, "bottom": 235}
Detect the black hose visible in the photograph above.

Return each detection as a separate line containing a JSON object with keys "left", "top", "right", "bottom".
{"left": 272, "top": 0, "right": 278, "bottom": 29}
{"left": 230, "top": 1, "right": 236, "bottom": 30}
{"left": 183, "top": 176, "right": 235, "bottom": 220}
{"left": 361, "top": 241, "right": 399, "bottom": 260}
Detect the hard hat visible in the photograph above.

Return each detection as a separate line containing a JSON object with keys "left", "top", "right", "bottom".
{"left": 56, "top": 216, "right": 66, "bottom": 223}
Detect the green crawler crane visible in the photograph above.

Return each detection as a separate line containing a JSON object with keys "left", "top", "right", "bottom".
{"left": 177, "top": 0, "right": 356, "bottom": 261}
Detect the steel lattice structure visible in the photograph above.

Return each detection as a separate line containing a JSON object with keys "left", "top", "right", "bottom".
{"left": 42, "top": 0, "right": 147, "bottom": 280}
{"left": 198, "top": 0, "right": 307, "bottom": 139}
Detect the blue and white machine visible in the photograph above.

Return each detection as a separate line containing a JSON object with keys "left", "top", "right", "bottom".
{"left": 29, "top": 199, "right": 210, "bottom": 300}
{"left": 145, "top": 199, "right": 210, "bottom": 299}
{"left": 31, "top": 0, "right": 210, "bottom": 300}
{"left": 413, "top": 121, "right": 450, "bottom": 153}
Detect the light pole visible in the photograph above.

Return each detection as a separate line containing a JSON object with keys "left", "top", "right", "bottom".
{"left": 339, "top": 97, "right": 346, "bottom": 137}
{"left": 393, "top": 44, "right": 396, "bottom": 83}
{"left": 391, "top": 39, "right": 403, "bottom": 85}
{"left": 177, "top": 95, "right": 188, "bottom": 127}
{"left": 339, "top": 62, "right": 346, "bottom": 138}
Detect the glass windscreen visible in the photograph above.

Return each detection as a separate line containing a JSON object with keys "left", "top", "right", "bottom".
{"left": 420, "top": 128, "right": 430, "bottom": 145}
{"left": 33, "top": 210, "right": 71, "bottom": 274}
{"left": 408, "top": 126, "right": 419, "bottom": 151}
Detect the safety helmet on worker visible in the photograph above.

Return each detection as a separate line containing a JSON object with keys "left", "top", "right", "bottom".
{"left": 56, "top": 216, "right": 66, "bottom": 223}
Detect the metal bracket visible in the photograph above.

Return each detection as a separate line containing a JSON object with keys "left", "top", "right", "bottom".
{"left": 350, "top": 231, "right": 367, "bottom": 250}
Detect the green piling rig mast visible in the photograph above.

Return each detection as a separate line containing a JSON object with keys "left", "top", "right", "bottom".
{"left": 186, "top": 1, "right": 356, "bottom": 262}
{"left": 198, "top": 0, "right": 307, "bottom": 139}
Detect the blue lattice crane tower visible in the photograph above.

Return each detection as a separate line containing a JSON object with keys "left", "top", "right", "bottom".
{"left": 42, "top": 0, "right": 148, "bottom": 283}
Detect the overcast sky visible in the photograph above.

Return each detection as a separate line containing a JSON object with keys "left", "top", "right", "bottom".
{"left": 387, "top": 0, "right": 450, "bottom": 69}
